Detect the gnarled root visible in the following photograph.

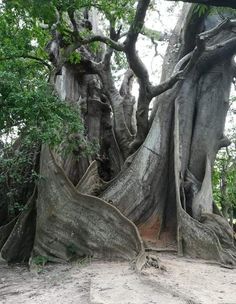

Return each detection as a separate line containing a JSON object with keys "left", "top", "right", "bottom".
{"left": 32, "top": 146, "right": 144, "bottom": 266}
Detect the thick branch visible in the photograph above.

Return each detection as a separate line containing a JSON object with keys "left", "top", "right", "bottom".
{"left": 196, "top": 37, "right": 236, "bottom": 75}
{"left": 198, "top": 18, "right": 236, "bottom": 43}
{"left": 129, "top": 83, "right": 150, "bottom": 153}
{"left": 124, "top": 0, "right": 151, "bottom": 83}
{"left": 167, "top": 0, "right": 236, "bottom": 9}
{"left": 125, "top": 0, "right": 151, "bottom": 47}
{"left": 126, "top": 51, "right": 150, "bottom": 84}
{"left": 141, "top": 26, "right": 167, "bottom": 41}
{"left": 67, "top": 9, "right": 78, "bottom": 33}
{"left": 98, "top": 68, "right": 133, "bottom": 159}
{"left": 81, "top": 35, "right": 124, "bottom": 51}
{"left": 149, "top": 71, "right": 184, "bottom": 99}
{"left": 102, "top": 24, "right": 123, "bottom": 69}
{"left": 120, "top": 70, "right": 136, "bottom": 135}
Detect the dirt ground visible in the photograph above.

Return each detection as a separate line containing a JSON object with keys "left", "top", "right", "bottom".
{"left": 0, "top": 253, "right": 236, "bottom": 304}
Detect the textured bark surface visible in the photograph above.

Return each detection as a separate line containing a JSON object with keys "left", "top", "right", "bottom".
{"left": 0, "top": 190, "right": 36, "bottom": 263}
{"left": 33, "top": 146, "right": 144, "bottom": 263}
{"left": 0, "top": 217, "right": 18, "bottom": 250}
{"left": 100, "top": 85, "right": 177, "bottom": 244}
{"left": 1, "top": 3, "right": 236, "bottom": 266}
{"left": 174, "top": 89, "right": 236, "bottom": 265}
{"left": 191, "top": 157, "right": 213, "bottom": 220}
{"left": 76, "top": 160, "right": 110, "bottom": 196}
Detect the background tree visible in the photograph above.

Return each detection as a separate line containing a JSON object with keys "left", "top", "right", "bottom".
{"left": 213, "top": 102, "right": 236, "bottom": 227}
{"left": 0, "top": 0, "right": 236, "bottom": 267}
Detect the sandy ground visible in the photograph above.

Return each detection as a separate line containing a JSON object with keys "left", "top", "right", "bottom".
{"left": 0, "top": 253, "right": 236, "bottom": 304}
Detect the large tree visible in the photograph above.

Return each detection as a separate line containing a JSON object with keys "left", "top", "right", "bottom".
{"left": 0, "top": 0, "right": 236, "bottom": 268}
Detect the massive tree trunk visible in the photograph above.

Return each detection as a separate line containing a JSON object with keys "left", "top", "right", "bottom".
{"left": 0, "top": 3, "right": 236, "bottom": 267}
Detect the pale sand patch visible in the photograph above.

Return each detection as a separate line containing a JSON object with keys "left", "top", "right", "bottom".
{"left": 0, "top": 254, "right": 235, "bottom": 304}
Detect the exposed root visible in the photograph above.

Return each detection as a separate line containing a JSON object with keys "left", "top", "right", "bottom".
{"left": 179, "top": 208, "right": 236, "bottom": 266}
{"left": 76, "top": 160, "right": 110, "bottom": 195}
{"left": 174, "top": 99, "right": 236, "bottom": 266}
{"left": 0, "top": 189, "right": 37, "bottom": 263}
{"left": 132, "top": 252, "right": 167, "bottom": 272}
{"left": 0, "top": 217, "right": 18, "bottom": 250}
{"left": 32, "top": 146, "right": 144, "bottom": 265}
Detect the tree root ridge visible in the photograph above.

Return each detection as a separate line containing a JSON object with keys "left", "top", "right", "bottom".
{"left": 0, "top": 189, "right": 37, "bottom": 263}
{"left": 174, "top": 99, "right": 236, "bottom": 266}
{"left": 0, "top": 217, "right": 18, "bottom": 250}
{"left": 32, "top": 146, "right": 144, "bottom": 265}
{"left": 76, "top": 160, "right": 110, "bottom": 196}
{"left": 179, "top": 209, "right": 236, "bottom": 266}
{"left": 132, "top": 252, "right": 167, "bottom": 272}
{"left": 180, "top": 162, "right": 236, "bottom": 266}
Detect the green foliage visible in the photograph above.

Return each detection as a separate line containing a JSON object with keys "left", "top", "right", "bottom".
{"left": 213, "top": 154, "right": 236, "bottom": 214}
{"left": 0, "top": 63, "right": 85, "bottom": 215}
{"left": 89, "top": 41, "right": 101, "bottom": 54}
{"left": 112, "top": 51, "right": 129, "bottom": 72}
{"left": 213, "top": 145, "right": 236, "bottom": 221}
{"left": 142, "top": 27, "right": 161, "bottom": 41}
{"left": 31, "top": 255, "right": 49, "bottom": 273}
{"left": 0, "top": 3, "right": 50, "bottom": 62}
{"left": 0, "top": 2, "right": 92, "bottom": 218}
{"left": 0, "top": 0, "right": 139, "bottom": 79}
{"left": 66, "top": 243, "right": 78, "bottom": 257}
{"left": 68, "top": 51, "right": 81, "bottom": 64}
{"left": 5, "top": 0, "right": 136, "bottom": 26}
{"left": 194, "top": 4, "right": 209, "bottom": 17}
{"left": 94, "top": 0, "right": 136, "bottom": 25}
{"left": 31, "top": 255, "right": 48, "bottom": 266}
{"left": 194, "top": 3, "right": 236, "bottom": 17}
{"left": 0, "top": 140, "right": 39, "bottom": 217}
{"left": 0, "top": 71, "right": 84, "bottom": 147}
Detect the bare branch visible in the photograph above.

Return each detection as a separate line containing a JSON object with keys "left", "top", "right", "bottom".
{"left": 125, "top": 0, "right": 151, "bottom": 48}
{"left": 141, "top": 26, "right": 167, "bottom": 42}
{"left": 198, "top": 18, "right": 233, "bottom": 42}
{"left": 172, "top": 51, "right": 193, "bottom": 75}
{"left": 123, "top": 0, "right": 151, "bottom": 83}
{"left": 81, "top": 35, "right": 124, "bottom": 51}
{"left": 149, "top": 71, "right": 184, "bottom": 98}
{"left": 196, "top": 36, "right": 236, "bottom": 75}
